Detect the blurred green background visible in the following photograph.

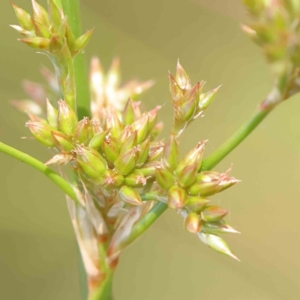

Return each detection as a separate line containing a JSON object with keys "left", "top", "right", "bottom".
{"left": 1, "top": 0, "right": 300, "bottom": 299}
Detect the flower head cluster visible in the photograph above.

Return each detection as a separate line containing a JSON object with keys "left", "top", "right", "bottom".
{"left": 12, "top": 0, "right": 241, "bottom": 287}
{"left": 243, "top": 0, "right": 300, "bottom": 104}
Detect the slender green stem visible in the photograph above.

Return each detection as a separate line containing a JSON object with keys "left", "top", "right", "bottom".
{"left": 125, "top": 105, "right": 275, "bottom": 248}
{"left": 201, "top": 108, "right": 272, "bottom": 170}
{"left": 62, "top": 0, "right": 91, "bottom": 119}
{"left": 0, "top": 141, "right": 77, "bottom": 202}
{"left": 121, "top": 202, "right": 168, "bottom": 249}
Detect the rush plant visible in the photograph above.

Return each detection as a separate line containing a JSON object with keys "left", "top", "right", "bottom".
{"left": 2, "top": 0, "right": 300, "bottom": 299}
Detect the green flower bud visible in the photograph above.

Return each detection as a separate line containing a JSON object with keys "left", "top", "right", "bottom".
{"left": 122, "top": 99, "right": 135, "bottom": 125}
{"left": 101, "top": 135, "right": 120, "bottom": 163}
{"left": 177, "top": 164, "right": 198, "bottom": 188}
{"left": 202, "top": 220, "right": 240, "bottom": 234}
{"left": 136, "top": 137, "right": 150, "bottom": 166}
{"left": 124, "top": 170, "right": 147, "bottom": 188}
{"left": 76, "top": 146, "right": 107, "bottom": 179}
{"left": 147, "top": 143, "right": 164, "bottom": 162}
{"left": 51, "top": 131, "right": 74, "bottom": 152}
{"left": 132, "top": 115, "right": 149, "bottom": 144}
{"left": 155, "top": 168, "right": 175, "bottom": 190}
{"left": 185, "top": 212, "right": 202, "bottom": 233}
{"left": 11, "top": 3, "right": 34, "bottom": 32}
{"left": 73, "top": 28, "right": 94, "bottom": 56}
{"left": 168, "top": 73, "right": 183, "bottom": 102}
{"left": 106, "top": 110, "right": 123, "bottom": 139}
{"left": 186, "top": 196, "right": 209, "bottom": 213}
{"left": 33, "top": 20, "right": 51, "bottom": 38}
{"left": 168, "top": 185, "right": 187, "bottom": 209}
{"left": 88, "top": 130, "right": 109, "bottom": 150}
{"left": 48, "top": 0, "right": 62, "bottom": 29}
{"left": 119, "top": 186, "right": 142, "bottom": 206}
{"left": 31, "top": 0, "right": 50, "bottom": 29}
{"left": 74, "top": 117, "right": 93, "bottom": 145}
{"left": 162, "top": 135, "right": 179, "bottom": 171}
{"left": 176, "top": 60, "right": 191, "bottom": 91}
{"left": 99, "top": 170, "right": 124, "bottom": 188}
{"left": 19, "top": 37, "right": 50, "bottom": 49}
{"left": 197, "top": 85, "right": 221, "bottom": 112}
{"left": 201, "top": 206, "right": 228, "bottom": 222}
{"left": 180, "top": 82, "right": 200, "bottom": 121}
{"left": 198, "top": 233, "right": 239, "bottom": 261}
{"left": 57, "top": 100, "right": 78, "bottom": 136}
{"left": 120, "top": 130, "right": 137, "bottom": 154}
{"left": 114, "top": 147, "right": 137, "bottom": 175}
{"left": 188, "top": 172, "right": 221, "bottom": 196}
{"left": 46, "top": 98, "right": 58, "bottom": 128}
{"left": 26, "top": 121, "right": 55, "bottom": 147}
{"left": 176, "top": 140, "right": 206, "bottom": 175}
{"left": 65, "top": 22, "right": 76, "bottom": 52}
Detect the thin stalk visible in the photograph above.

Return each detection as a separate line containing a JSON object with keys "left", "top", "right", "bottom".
{"left": 125, "top": 105, "right": 275, "bottom": 248}
{"left": 62, "top": 0, "right": 91, "bottom": 119}
{"left": 0, "top": 141, "right": 77, "bottom": 202}
{"left": 201, "top": 107, "right": 272, "bottom": 170}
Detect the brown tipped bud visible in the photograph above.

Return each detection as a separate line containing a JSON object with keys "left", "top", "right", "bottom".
{"left": 101, "top": 135, "right": 120, "bottom": 163}
{"left": 57, "top": 100, "right": 78, "bottom": 136}
{"left": 201, "top": 206, "right": 228, "bottom": 222}
{"left": 168, "top": 185, "right": 188, "bottom": 209}
{"left": 155, "top": 168, "right": 175, "bottom": 190}
{"left": 124, "top": 170, "right": 147, "bottom": 188}
{"left": 197, "top": 85, "right": 221, "bottom": 112}
{"left": 73, "top": 28, "right": 94, "bottom": 55}
{"left": 119, "top": 186, "right": 142, "bottom": 206}
{"left": 122, "top": 99, "right": 135, "bottom": 125}
{"left": 185, "top": 212, "right": 202, "bottom": 233}
{"left": 188, "top": 172, "right": 220, "bottom": 196}
{"left": 48, "top": 0, "right": 62, "bottom": 29}
{"left": 76, "top": 146, "right": 107, "bottom": 179}
{"left": 168, "top": 73, "right": 183, "bottom": 102}
{"left": 51, "top": 131, "right": 74, "bottom": 152}
{"left": 147, "top": 143, "right": 164, "bottom": 162}
{"left": 179, "top": 82, "right": 200, "bottom": 121}
{"left": 202, "top": 220, "right": 240, "bottom": 235}
{"left": 31, "top": 0, "right": 50, "bottom": 28}
{"left": 19, "top": 37, "right": 50, "bottom": 49}
{"left": 176, "top": 60, "right": 191, "bottom": 90}
{"left": 26, "top": 121, "right": 55, "bottom": 147}
{"left": 176, "top": 140, "right": 207, "bottom": 175}
{"left": 198, "top": 233, "right": 239, "bottom": 261}
{"left": 11, "top": 3, "right": 34, "bottom": 31}
{"left": 136, "top": 137, "right": 150, "bottom": 166}
{"left": 45, "top": 153, "right": 72, "bottom": 166}
{"left": 99, "top": 170, "right": 124, "bottom": 188}
{"left": 186, "top": 196, "right": 209, "bottom": 213}
{"left": 147, "top": 106, "right": 161, "bottom": 132}
{"left": 132, "top": 115, "right": 149, "bottom": 144}
{"left": 177, "top": 164, "right": 198, "bottom": 187}
{"left": 88, "top": 130, "right": 109, "bottom": 150}
{"left": 163, "top": 135, "right": 179, "bottom": 171}
{"left": 120, "top": 131, "right": 137, "bottom": 154}
{"left": 114, "top": 147, "right": 137, "bottom": 175}
{"left": 74, "top": 117, "right": 93, "bottom": 145}
{"left": 46, "top": 99, "right": 58, "bottom": 128}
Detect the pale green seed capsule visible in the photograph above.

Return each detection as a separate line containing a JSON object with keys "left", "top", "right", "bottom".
{"left": 89, "top": 129, "right": 109, "bottom": 150}
{"left": 168, "top": 185, "right": 187, "bottom": 209}
{"left": 74, "top": 117, "right": 93, "bottom": 145}
{"left": 177, "top": 164, "right": 198, "bottom": 188}
{"left": 101, "top": 135, "right": 120, "bottom": 163}
{"left": 175, "top": 61, "right": 191, "bottom": 90}
{"left": 201, "top": 206, "right": 228, "bottom": 222}
{"left": 26, "top": 121, "right": 55, "bottom": 147}
{"left": 20, "top": 37, "right": 51, "bottom": 50}
{"left": 122, "top": 99, "right": 135, "bottom": 125}
{"left": 186, "top": 196, "right": 209, "bottom": 213}
{"left": 57, "top": 100, "right": 78, "bottom": 136}
{"left": 185, "top": 212, "right": 202, "bottom": 233}
{"left": 124, "top": 170, "right": 147, "bottom": 188}
{"left": 162, "top": 135, "right": 179, "bottom": 171}
{"left": 119, "top": 186, "right": 142, "bottom": 206}
{"left": 11, "top": 3, "right": 34, "bottom": 31}
{"left": 51, "top": 131, "right": 74, "bottom": 152}
{"left": 155, "top": 168, "right": 175, "bottom": 190}
{"left": 73, "top": 29, "right": 94, "bottom": 55}
{"left": 31, "top": 0, "right": 50, "bottom": 28}
{"left": 136, "top": 137, "right": 150, "bottom": 166}
{"left": 114, "top": 148, "right": 137, "bottom": 175}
